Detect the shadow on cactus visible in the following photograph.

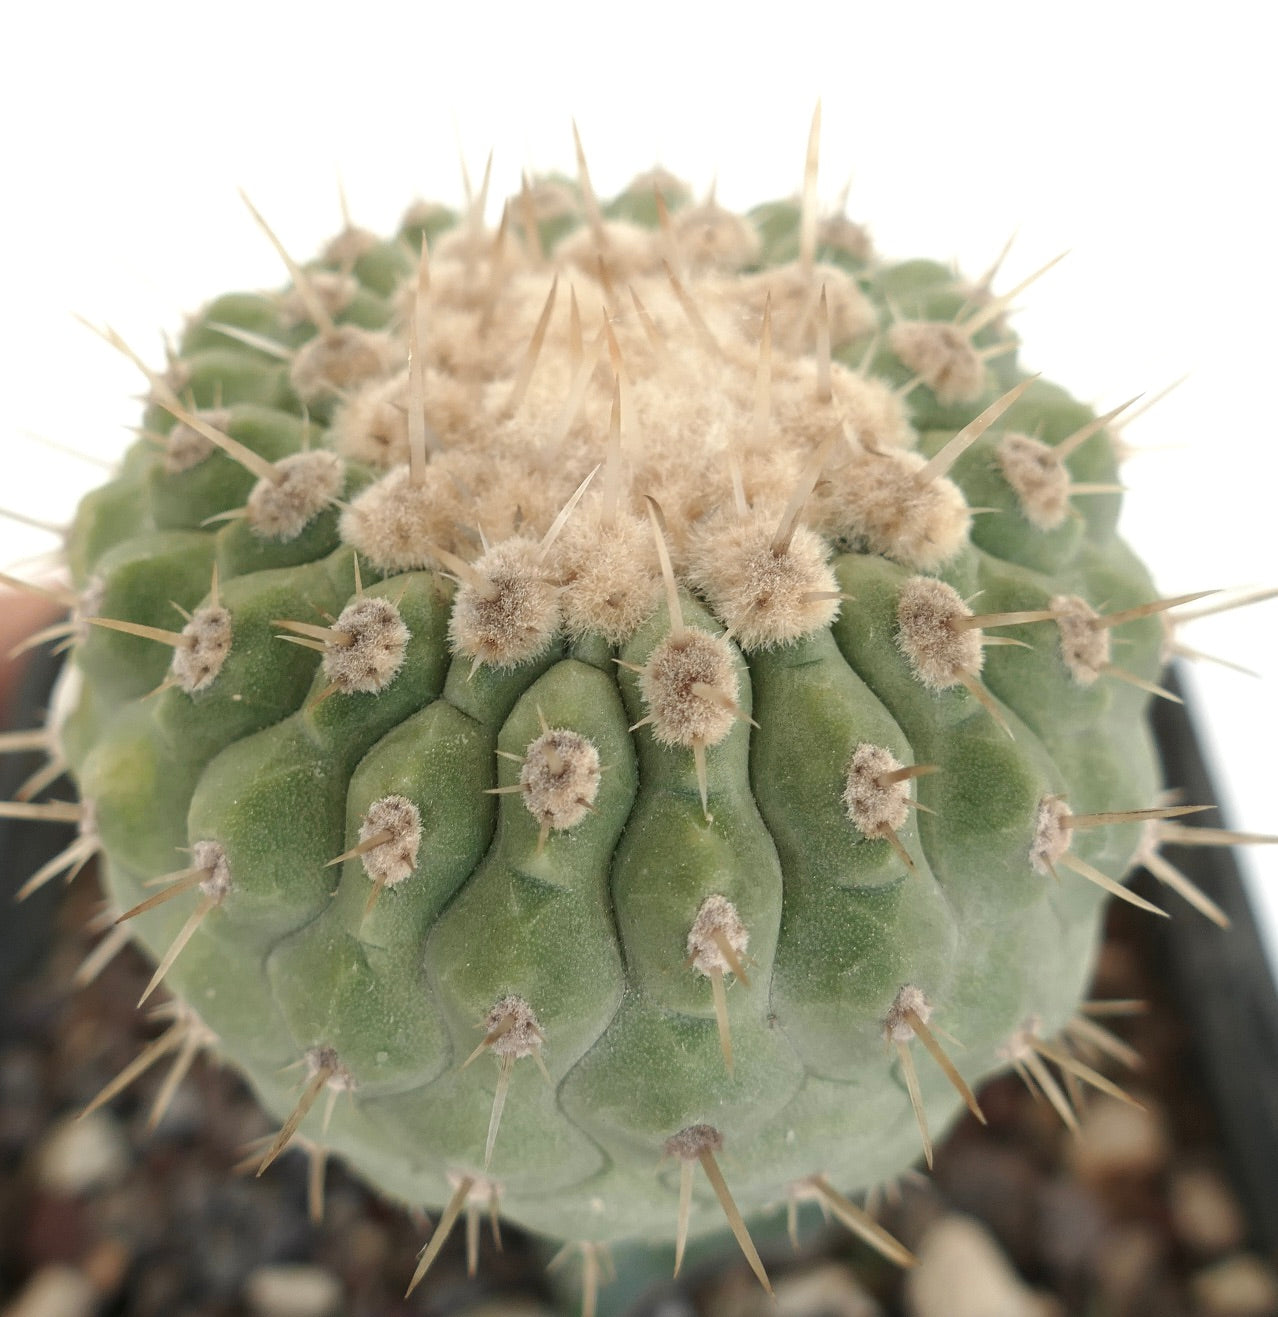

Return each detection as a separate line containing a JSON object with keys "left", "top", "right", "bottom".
{"left": 5, "top": 112, "right": 1271, "bottom": 1314}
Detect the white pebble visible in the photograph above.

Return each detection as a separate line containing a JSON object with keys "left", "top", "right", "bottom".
{"left": 243, "top": 1264, "right": 343, "bottom": 1317}
{"left": 1170, "top": 1166, "right": 1247, "bottom": 1256}
{"left": 35, "top": 1111, "right": 130, "bottom": 1196}
{"left": 775, "top": 1263, "right": 884, "bottom": 1316}
{"left": 1192, "top": 1255, "right": 1278, "bottom": 1317}
{"left": 1067, "top": 1094, "right": 1170, "bottom": 1183}
{"left": 905, "top": 1215, "right": 1059, "bottom": 1317}
{"left": 1, "top": 1265, "right": 95, "bottom": 1317}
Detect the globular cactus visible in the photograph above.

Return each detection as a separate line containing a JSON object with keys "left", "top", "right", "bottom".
{"left": 5, "top": 119, "right": 1267, "bottom": 1308}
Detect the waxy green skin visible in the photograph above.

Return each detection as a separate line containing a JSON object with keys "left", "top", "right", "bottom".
{"left": 59, "top": 183, "right": 1162, "bottom": 1249}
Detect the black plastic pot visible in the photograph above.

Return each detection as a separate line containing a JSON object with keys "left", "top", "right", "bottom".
{"left": 1150, "top": 669, "right": 1278, "bottom": 1255}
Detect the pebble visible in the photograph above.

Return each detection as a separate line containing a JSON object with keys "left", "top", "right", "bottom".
{"left": 707, "top": 1262, "right": 883, "bottom": 1317}
{"left": 1067, "top": 1095, "right": 1170, "bottom": 1185}
{"left": 771, "top": 1263, "right": 884, "bottom": 1317}
{"left": 1169, "top": 1165, "right": 1248, "bottom": 1256}
{"left": 904, "top": 1214, "right": 1061, "bottom": 1317}
{"left": 1093, "top": 1223, "right": 1167, "bottom": 1316}
{"left": 243, "top": 1264, "right": 343, "bottom": 1317}
{"left": 1191, "top": 1255, "right": 1278, "bottom": 1317}
{"left": 0, "top": 1266, "right": 95, "bottom": 1317}
{"left": 35, "top": 1111, "right": 130, "bottom": 1196}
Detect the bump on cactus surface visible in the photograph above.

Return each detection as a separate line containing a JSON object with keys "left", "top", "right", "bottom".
{"left": 4, "top": 111, "right": 1274, "bottom": 1311}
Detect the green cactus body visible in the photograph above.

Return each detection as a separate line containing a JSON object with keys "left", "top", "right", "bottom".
{"left": 33, "top": 141, "right": 1203, "bottom": 1292}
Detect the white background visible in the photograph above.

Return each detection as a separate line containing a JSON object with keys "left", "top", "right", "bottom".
{"left": 2, "top": 3, "right": 1275, "bottom": 971}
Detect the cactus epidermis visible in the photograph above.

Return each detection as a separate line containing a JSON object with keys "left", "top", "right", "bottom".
{"left": 7, "top": 118, "right": 1255, "bottom": 1301}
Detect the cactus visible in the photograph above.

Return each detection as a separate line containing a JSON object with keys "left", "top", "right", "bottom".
{"left": 4, "top": 118, "right": 1267, "bottom": 1307}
